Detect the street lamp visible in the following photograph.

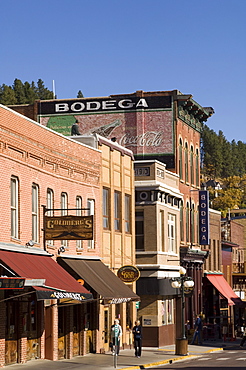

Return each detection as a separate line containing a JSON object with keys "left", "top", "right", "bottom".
{"left": 170, "top": 267, "right": 194, "bottom": 355}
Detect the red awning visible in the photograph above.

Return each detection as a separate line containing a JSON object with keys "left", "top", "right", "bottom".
{"left": 206, "top": 273, "right": 239, "bottom": 306}
{"left": 0, "top": 250, "right": 92, "bottom": 301}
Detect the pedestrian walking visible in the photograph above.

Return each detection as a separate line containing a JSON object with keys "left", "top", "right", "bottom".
{"left": 132, "top": 320, "right": 142, "bottom": 358}
{"left": 240, "top": 326, "right": 246, "bottom": 348}
{"left": 110, "top": 319, "right": 122, "bottom": 355}
{"left": 190, "top": 314, "right": 203, "bottom": 345}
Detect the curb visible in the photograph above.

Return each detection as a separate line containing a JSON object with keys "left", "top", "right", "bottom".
{"left": 118, "top": 347, "right": 224, "bottom": 370}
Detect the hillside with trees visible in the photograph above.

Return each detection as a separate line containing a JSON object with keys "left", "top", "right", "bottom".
{"left": 0, "top": 78, "right": 84, "bottom": 105}
{"left": 201, "top": 124, "right": 246, "bottom": 215}
{"left": 0, "top": 78, "right": 54, "bottom": 105}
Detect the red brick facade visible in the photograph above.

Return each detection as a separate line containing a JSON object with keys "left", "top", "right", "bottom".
{"left": 0, "top": 105, "right": 101, "bottom": 366}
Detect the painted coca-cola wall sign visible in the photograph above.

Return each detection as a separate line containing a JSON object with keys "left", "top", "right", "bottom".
{"left": 38, "top": 95, "right": 174, "bottom": 156}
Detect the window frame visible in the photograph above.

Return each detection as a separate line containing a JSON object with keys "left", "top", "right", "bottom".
{"left": 114, "top": 191, "right": 121, "bottom": 231}
{"left": 167, "top": 213, "right": 176, "bottom": 254}
{"left": 32, "top": 183, "right": 39, "bottom": 243}
{"left": 103, "top": 188, "right": 110, "bottom": 229}
{"left": 135, "top": 211, "right": 144, "bottom": 251}
{"left": 87, "top": 199, "right": 95, "bottom": 249}
{"left": 125, "top": 194, "right": 131, "bottom": 233}
{"left": 76, "top": 196, "right": 83, "bottom": 249}
{"left": 11, "top": 176, "right": 19, "bottom": 239}
{"left": 61, "top": 192, "right": 68, "bottom": 248}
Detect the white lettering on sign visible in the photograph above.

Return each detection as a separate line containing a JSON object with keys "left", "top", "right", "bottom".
{"left": 55, "top": 98, "right": 149, "bottom": 113}
{"left": 119, "top": 131, "right": 163, "bottom": 147}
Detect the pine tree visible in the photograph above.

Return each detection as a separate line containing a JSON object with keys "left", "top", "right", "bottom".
{"left": 0, "top": 84, "right": 17, "bottom": 105}
{"left": 77, "top": 90, "right": 84, "bottom": 98}
{"left": 13, "top": 78, "right": 26, "bottom": 104}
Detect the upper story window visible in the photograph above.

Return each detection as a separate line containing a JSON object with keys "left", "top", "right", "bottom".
{"left": 32, "top": 183, "right": 39, "bottom": 243}
{"left": 103, "top": 188, "right": 110, "bottom": 229}
{"left": 46, "top": 188, "right": 54, "bottom": 216}
{"left": 179, "top": 138, "right": 183, "bottom": 180}
{"left": 180, "top": 200, "right": 184, "bottom": 242}
{"left": 76, "top": 196, "right": 83, "bottom": 249}
{"left": 46, "top": 188, "right": 54, "bottom": 246}
{"left": 135, "top": 211, "right": 144, "bottom": 251}
{"left": 168, "top": 213, "right": 176, "bottom": 254}
{"left": 87, "top": 199, "right": 95, "bottom": 249}
{"left": 11, "top": 176, "right": 19, "bottom": 239}
{"left": 159, "top": 210, "right": 165, "bottom": 252}
{"left": 196, "top": 148, "right": 199, "bottom": 186}
{"left": 61, "top": 192, "right": 68, "bottom": 248}
{"left": 190, "top": 146, "right": 194, "bottom": 185}
{"left": 125, "top": 194, "right": 131, "bottom": 233}
{"left": 191, "top": 203, "right": 195, "bottom": 243}
{"left": 186, "top": 202, "right": 190, "bottom": 243}
{"left": 114, "top": 191, "right": 121, "bottom": 231}
{"left": 185, "top": 142, "right": 189, "bottom": 183}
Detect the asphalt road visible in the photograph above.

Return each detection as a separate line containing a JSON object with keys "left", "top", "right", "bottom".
{"left": 148, "top": 348, "right": 246, "bottom": 369}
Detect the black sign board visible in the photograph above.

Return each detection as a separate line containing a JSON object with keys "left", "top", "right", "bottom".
{"left": 0, "top": 277, "right": 25, "bottom": 289}
{"left": 199, "top": 190, "right": 209, "bottom": 245}
{"left": 38, "top": 96, "right": 172, "bottom": 115}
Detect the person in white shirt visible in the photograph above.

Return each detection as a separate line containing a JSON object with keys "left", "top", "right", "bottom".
{"left": 110, "top": 319, "right": 122, "bottom": 355}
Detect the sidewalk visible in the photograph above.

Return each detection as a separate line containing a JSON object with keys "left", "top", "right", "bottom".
{"left": 7, "top": 338, "right": 239, "bottom": 370}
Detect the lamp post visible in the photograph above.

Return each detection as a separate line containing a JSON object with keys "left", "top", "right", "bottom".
{"left": 171, "top": 267, "right": 194, "bottom": 355}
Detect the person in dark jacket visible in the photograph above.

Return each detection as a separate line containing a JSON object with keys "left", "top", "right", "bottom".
{"left": 132, "top": 320, "right": 142, "bottom": 357}
{"left": 71, "top": 120, "right": 81, "bottom": 135}
{"left": 191, "top": 315, "right": 203, "bottom": 345}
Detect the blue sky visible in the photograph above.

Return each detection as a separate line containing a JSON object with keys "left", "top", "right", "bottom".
{"left": 1, "top": 0, "right": 245, "bottom": 142}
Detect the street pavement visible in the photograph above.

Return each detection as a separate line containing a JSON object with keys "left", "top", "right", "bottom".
{"left": 8, "top": 338, "right": 242, "bottom": 370}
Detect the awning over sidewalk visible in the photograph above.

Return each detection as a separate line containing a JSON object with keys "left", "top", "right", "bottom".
{"left": 206, "top": 273, "right": 241, "bottom": 306}
{"left": 58, "top": 256, "right": 140, "bottom": 304}
{"left": 0, "top": 250, "right": 92, "bottom": 301}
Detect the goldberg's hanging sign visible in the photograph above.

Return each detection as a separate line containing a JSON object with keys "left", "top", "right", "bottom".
{"left": 44, "top": 215, "right": 93, "bottom": 240}
{"left": 199, "top": 190, "right": 209, "bottom": 245}
{"left": 117, "top": 265, "right": 140, "bottom": 283}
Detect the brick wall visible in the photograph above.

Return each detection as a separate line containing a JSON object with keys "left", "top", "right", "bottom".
{"left": 0, "top": 105, "right": 101, "bottom": 257}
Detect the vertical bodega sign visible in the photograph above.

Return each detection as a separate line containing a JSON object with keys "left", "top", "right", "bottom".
{"left": 199, "top": 190, "right": 209, "bottom": 245}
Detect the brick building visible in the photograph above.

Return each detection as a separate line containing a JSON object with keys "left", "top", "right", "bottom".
{"left": 0, "top": 105, "right": 138, "bottom": 365}
{"left": 10, "top": 89, "right": 214, "bottom": 339}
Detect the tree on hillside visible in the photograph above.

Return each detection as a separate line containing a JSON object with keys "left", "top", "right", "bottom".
{"left": 0, "top": 79, "right": 54, "bottom": 105}
{"left": 201, "top": 124, "right": 246, "bottom": 180}
{"left": 0, "top": 84, "right": 17, "bottom": 105}
{"left": 77, "top": 90, "right": 84, "bottom": 98}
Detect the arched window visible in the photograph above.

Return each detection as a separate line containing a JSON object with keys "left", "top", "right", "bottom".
{"left": 196, "top": 148, "right": 199, "bottom": 186}
{"left": 190, "top": 146, "right": 194, "bottom": 185}
{"left": 185, "top": 142, "right": 189, "bottom": 183}
{"left": 180, "top": 200, "right": 184, "bottom": 241}
{"left": 191, "top": 203, "right": 195, "bottom": 244}
{"left": 179, "top": 138, "right": 183, "bottom": 180}
{"left": 186, "top": 201, "right": 190, "bottom": 243}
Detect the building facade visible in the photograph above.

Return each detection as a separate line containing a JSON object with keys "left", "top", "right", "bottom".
{"left": 10, "top": 89, "right": 214, "bottom": 337}
{"left": 0, "top": 105, "right": 138, "bottom": 366}
{"left": 134, "top": 160, "right": 182, "bottom": 346}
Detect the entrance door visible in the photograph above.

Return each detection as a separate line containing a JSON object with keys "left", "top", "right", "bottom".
{"left": 103, "top": 308, "right": 110, "bottom": 352}
{"left": 26, "top": 299, "right": 40, "bottom": 361}
{"left": 5, "top": 301, "right": 18, "bottom": 365}
{"left": 58, "top": 307, "right": 66, "bottom": 359}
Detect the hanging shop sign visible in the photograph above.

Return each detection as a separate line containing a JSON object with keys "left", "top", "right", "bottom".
{"left": 44, "top": 215, "right": 93, "bottom": 240}
{"left": 0, "top": 277, "right": 25, "bottom": 289}
{"left": 199, "top": 190, "right": 209, "bottom": 245}
{"left": 117, "top": 265, "right": 140, "bottom": 283}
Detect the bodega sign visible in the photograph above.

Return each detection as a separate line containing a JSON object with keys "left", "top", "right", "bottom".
{"left": 38, "top": 96, "right": 172, "bottom": 115}
{"left": 199, "top": 190, "right": 209, "bottom": 245}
